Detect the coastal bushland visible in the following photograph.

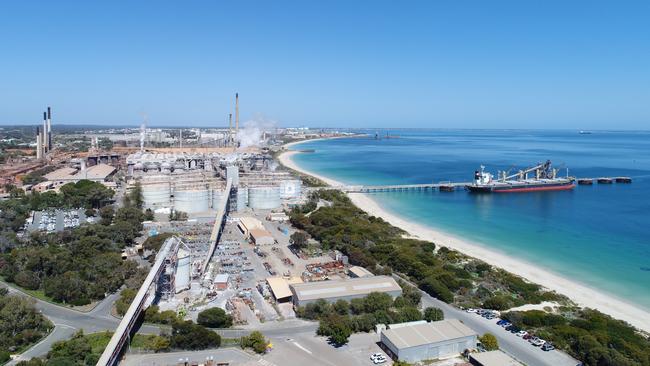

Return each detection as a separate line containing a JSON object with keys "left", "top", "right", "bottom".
{"left": 0, "top": 180, "right": 146, "bottom": 306}
{"left": 0, "top": 288, "right": 52, "bottom": 358}
{"left": 289, "top": 190, "right": 561, "bottom": 308}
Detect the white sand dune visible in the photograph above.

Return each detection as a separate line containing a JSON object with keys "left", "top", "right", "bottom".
{"left": 278, "top": 141, "right": 650, "bottom": 333}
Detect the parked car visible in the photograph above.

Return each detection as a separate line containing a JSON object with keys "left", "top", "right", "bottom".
{"left": 523, "top": 334, "right": 533, "bottom": 340}
{"left": 466, "top": 308, "right": 478, "bottom": 313}
{"left": 516, "top": 330, "right": 529, "bottom": 337}
{"left": 496, "top": 320, "right": 507, "bottom": 326}
{"left": 542, "top": 343, "right": 555, "bottom": 351}
{"left": 372, "top": 355, "right": 387, "bottom": 364}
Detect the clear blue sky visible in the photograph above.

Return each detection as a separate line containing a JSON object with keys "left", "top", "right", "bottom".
{"left": 1, "top": 0, "right": 649, "bottom": 129}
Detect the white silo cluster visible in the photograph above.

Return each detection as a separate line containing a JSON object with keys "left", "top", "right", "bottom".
{"left": 247, "top": 186, "right": 282, "bottom": 209}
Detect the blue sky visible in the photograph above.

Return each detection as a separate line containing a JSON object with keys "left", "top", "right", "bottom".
{"left": 1, "top": 1, "right": 649, "bottom": 129}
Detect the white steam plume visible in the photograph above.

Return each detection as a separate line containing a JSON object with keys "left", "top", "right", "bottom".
{"left": 236, "top": 114, "right": 276, "bottom": 149}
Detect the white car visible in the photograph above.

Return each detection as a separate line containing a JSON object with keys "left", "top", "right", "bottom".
{"left": 373, "top": 356, "right": 387, "bottom": 364}
{"left": 370, "top": 353, "right": 383, "bottom": 360}
{"left": 466, "top": 308, "right": 478, "bottom": 313}
{"left": 516, "top": 330, "right": 528, "bottom": 337}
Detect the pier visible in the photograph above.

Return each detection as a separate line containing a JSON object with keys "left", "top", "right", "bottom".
{"left": 340, "top": 182, "right": 470, "bottom": 193}
{"left": 337, "top": 176, "right": 631, "bottom": 193}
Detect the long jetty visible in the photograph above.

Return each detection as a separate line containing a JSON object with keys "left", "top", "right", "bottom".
{"left": 336, "top": 176, "right": 632, "bottom": 193}
{"left": 340, "top": 182, "right": 470, "bottom": 193}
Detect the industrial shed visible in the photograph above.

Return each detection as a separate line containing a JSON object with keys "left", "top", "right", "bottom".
{"left": 380, "top": 319, "right": 477, "bottom": 363}
{"left": 290, "top": 275, "right": 402, "bottom": 307}
{"left": 469, "top": 350, "right": 523, "bottom": 366}
{"left": 238, "top": 216, "right": 264, "bottom": 238}
{"left": 348, "top": 265, "right": 374, "bottom": 278}
{"left": 267, "top": 276, "right": 303, "bottom": 302}
{"left": 250, "top": 228, "right": 275, "bottom": 246}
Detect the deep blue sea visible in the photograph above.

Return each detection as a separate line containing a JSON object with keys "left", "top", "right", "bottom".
{"left": 290, "top": 130, "right": 650, "bottom": 310}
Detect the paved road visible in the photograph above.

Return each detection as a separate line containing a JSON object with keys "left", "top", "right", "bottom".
{"left": 2, "top": 282, "right": 160, "bottom": 364}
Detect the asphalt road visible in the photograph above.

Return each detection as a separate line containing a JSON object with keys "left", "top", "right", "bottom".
{"left": 2, "top": 282, "right": 160, "bottom": 364}
{"left": 3, "top": 274, "right": 580, "bottom": 366}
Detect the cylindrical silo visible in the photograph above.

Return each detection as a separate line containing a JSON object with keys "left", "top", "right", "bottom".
{"left": 142, "top": 183, "right": 171, "bottom": 209}
{"left": 280, "top": 180, "right": 302, "bottom": 199}
{"left": 236, "top": 187, "right": 248, "bottom": 211}
{"left": 174, "top": 188, "right": 210, "bottom": 213}
{"left": 248, "top": 186, "right": 281, "bottom": 210}
{"left": 211, "top": 188, "right": 225, "bottom": 209}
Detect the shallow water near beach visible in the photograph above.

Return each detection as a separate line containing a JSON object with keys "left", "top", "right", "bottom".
{"left": 290, "top": 129, "right": 650, "bottom": 310}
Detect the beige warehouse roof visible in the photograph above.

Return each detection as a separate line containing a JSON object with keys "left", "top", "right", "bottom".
{"left": 382, "top": 319, "right": 477, "bottom": 349}
{"left": 44, "top": 167, "right": 78, "bottom": 181}
{"left": 239, "top": 216, "right": 264, "bottom": 231}
{"left": 349, "top": 266, "right": 374, "bottom": 278}
{"left": 43, "top": 164, "right": 116, "bottom": 182}
{"left": 250, "top": 228, "right": 273, "bottom": 239}
{"left": 267, "top": 276, "right": 303, "bottom": 299}
{"left": 74, "top": 163, "right": 115, "bottom": 180}
{"left": 470, "top": 350, "right": 523, "bottom": 366}
{"left": 291, "top": 275, "right": 401, "bottom": 302}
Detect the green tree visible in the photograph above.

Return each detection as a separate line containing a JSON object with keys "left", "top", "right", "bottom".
{"left": 99, "top": 205, "right": 114, "bottom": 225}
{"left": 364, "top": 292, "right": 393, "bottom": 313}
{"left": 289, "top": 231, "right": 309, "bottom": 249}
{"left": 115, "top": 288, "right": 137, "bottom": 316}
{"left": 398, "top": 306, "right": 423, "bottom": 322}
{"left": 144, "top": 335, "right": 171, "bottom": 352}
{"left": 197, "top": 307, "right": 233, "bottom": 328}
{"left": 170, "top": 321, "right": 221, "bottom": 350}
{"left": 333, "top": 299, "right": 350, "bottom": 315}
{"left": 326, "top": 317, "right": 352, "bottom": 347}
{"left": 423, "top": 307, "right": 444, "bottom": 322}
{"left": 241, "top": 331, "right": 268, "bottom": 354}
{"left": 479, "top": 333, "right": 499, "bottom": 351}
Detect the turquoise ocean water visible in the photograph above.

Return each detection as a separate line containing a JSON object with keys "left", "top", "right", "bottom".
{"left": 290, "top": 130, "right": 650, "bottom": 309}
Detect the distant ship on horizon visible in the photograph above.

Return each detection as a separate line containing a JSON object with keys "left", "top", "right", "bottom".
{"left": 579, "top": 130, "right": 593, "bottom": 134}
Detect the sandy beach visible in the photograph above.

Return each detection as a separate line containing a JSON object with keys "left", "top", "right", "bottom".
{"left": 278, "top": 142, "right": 650, "bottom": 333}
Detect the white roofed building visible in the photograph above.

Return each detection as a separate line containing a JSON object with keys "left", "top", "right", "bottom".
{"left": 380, "top": 319, "right": 478, "bottom": 363}
{"left": 290, "top": 275, "right": 402, "bottom": 307}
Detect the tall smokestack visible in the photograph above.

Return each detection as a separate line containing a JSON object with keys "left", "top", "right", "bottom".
{"left": 235, "top": 93, "right": 239, "bottom": 140}
{"left": 228, "top": 113, "right": 232, "bottom": 143}
{"left": 42, "top": 112, "right": 48, "bottom": 153}
{"left": 36, "top": 127, "right": 42, "bottom": 160}
{"left": 179, "top": 129, "right": 182, "bottom": 148}
{"left": 47, "top": 106, "right": 52, "bottom": 150}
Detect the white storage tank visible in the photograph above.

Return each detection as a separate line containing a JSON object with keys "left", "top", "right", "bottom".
{"left": 248, "top": 186, "right": 281, "bottom": 210}
{"left": 142, "top": 184, "right": 171, "bottom": 209}
{"left": 211, "top": 188, "right": 225, "bottom": 209}
{"left": 236, "top": 187, "right": 248, "bottom": 211}
{"left": 280, "top": 180, "right": 302, "bottom": 199}
{"left": 174, "top": 188, "right": 210, "bottom": 213}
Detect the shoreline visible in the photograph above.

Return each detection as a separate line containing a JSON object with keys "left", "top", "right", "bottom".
{"left": 278, "top": 141, "right": 650, "bottom": 333}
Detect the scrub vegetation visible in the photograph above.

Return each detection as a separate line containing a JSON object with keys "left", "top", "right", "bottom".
{"left": 0, "top": 288, "right": 52, "bottom": 361}
{"left": 0, "top": 180, "right": 144, "bottom": 306}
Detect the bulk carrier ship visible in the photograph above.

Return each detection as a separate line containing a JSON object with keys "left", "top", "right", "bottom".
{"left": 466, "top": 160, "right": 575, "bottom": 193}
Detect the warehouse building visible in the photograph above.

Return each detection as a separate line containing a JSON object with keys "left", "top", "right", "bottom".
{"left": 380, "top": 319, "right": 477, "bottom": 363}
{"left": 348, "top": 265, "right": 374, "bottom": 278}
{"left": 238, "top": 216, "right": 264, "bottom": 238}
{"left": 469, "top": 350, "right": 523, "bottom": 366}
{"left": 266, "top": 276, "right": 303, "bottom": 302}
{"left": 250, "top": 227, "right": 275, "bottom": 246}
{"left": 290, "top": 275, "right": 402, "bottom": 307}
